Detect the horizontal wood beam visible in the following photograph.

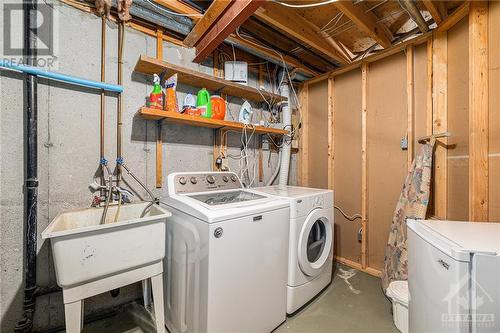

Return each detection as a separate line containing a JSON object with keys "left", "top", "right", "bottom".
{"left": 193, "top": 0, "right": 263, "bottom": 63}
{"left": 254, "top": 3, "right": 349, "bottom": 64}
{"left": 154, "top": 0, "right": 201, "bottom": 21}
{"left": 421, "top": 0, "right": 442, "bottom": 24}
{"left": 334, "top": 1, "right": 393, "bottom": 49}
{"left": 183, "top": 0, "right": 232, "bottom": 47}
{"left": 436, "top": 2, "right": 469, "bottom": 33}
{"left": 302, "top": 32, "right": 432, "bottom": 86}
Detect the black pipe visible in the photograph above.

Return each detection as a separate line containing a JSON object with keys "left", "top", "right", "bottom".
{"left": 15, "top": 1, "right": 38, "bottom": 332}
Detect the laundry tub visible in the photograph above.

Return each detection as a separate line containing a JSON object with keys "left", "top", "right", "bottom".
{"left": 42, "top": 202, "right": 171, "bottom": 332}
{"left": 42, "top": 202, "right": 170, "bottom": 288}
{"left": 387, "top": 280, "right": 409, "bottom": 333}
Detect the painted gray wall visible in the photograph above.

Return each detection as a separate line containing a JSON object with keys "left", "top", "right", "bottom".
{"left": 0, "top": 2, "right": 297, "bottom": 331}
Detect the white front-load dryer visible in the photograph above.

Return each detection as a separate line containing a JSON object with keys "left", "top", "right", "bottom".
{"left": 254, "top": 186, "right": 334, "bottom": 314}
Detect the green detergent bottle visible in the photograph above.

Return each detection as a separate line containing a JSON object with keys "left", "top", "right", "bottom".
{"left": 196, "top": 88, "right": 212, "bottom": 118}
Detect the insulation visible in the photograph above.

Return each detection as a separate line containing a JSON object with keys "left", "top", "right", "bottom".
{"left": 367, "top": 53, "right": 407, "bottom": 271}
{"left": 447, "top": 18, "right": 469, "bottom": 221}
{"left": 307, "top": 81, "right": 329, "bottom": 189}
{"left": 333, "top": 70, "right": 362, "bottom": 263}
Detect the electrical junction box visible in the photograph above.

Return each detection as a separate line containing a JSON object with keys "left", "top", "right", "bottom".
{"left": 224, "top": 61, "right": 248, "bottom": 85}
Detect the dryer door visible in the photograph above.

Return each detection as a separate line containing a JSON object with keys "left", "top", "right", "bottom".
{"left": 297, "top": 208, "right": 333, "bottom": 277}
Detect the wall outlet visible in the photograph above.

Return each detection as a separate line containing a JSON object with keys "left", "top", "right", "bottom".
{"left": 400, "top": 137, "right": 408, "bottom": 150}
{"left": 221, "top": 157, "right": 230, "bottom": 171}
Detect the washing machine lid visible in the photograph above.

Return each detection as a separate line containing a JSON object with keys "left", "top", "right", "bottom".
{"left": 254, "top": 185, "right": 332, "bottom": 199}
{"left": 297, "top": 208, "right": 333, "bottom": 277}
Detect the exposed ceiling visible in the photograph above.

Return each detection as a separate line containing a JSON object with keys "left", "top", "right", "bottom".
{"left": 78, "top": 0, "right": 466, "bottom": 79}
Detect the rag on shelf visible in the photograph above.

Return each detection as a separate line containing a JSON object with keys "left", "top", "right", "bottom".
{"left": 381, "top": 142, "right": 434, "bottom": 291}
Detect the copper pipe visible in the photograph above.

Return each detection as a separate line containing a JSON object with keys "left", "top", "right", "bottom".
{"left": 117, "top": 22, "right": 124, "bottom": 184}
{"left": 100, "top": 15, "right": 106, "bottom": 189}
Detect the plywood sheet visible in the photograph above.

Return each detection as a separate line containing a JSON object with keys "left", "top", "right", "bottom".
{"left": 367, "top": 53, "right": 408, "bottom": 270}
{"left": 447, "top": 18, "right": 469, "bottom": 220}
{"left": 333, "top": 70, "right": 362, "bottom": 263}
{"left": 413, "top": 43, "right": 428, "bottom": 153}
{"left": 307, "top": 81, "right": 329, "bottom": 189}
{"left": 489, "top": 0, "right": 500, "bottom": 222}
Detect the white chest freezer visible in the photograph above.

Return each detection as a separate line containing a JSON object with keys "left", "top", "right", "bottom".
{"left": 407, "top": 219, "right": 500, "bottom": 333}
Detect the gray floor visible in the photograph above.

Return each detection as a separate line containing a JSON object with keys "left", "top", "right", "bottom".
{"left": 77, "top": 264, "right": 397, "bottom": 333}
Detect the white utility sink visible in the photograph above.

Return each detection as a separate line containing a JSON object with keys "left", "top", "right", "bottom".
{"left": 42, "top": 202, "right": 171, "bottom": 288}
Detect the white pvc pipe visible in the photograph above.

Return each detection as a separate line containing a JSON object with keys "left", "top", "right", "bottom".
{"left": 278, "top": 79, "right": 291, "bottom": 187}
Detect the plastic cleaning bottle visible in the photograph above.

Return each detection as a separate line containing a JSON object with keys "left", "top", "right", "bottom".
{"left": 148, "top": 74, "right": 163, "bottom": 109}
{"left": 196, "top": 88, "right": 212, "bottom": 118}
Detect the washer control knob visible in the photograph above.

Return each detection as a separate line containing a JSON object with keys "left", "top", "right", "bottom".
{"left": 190, "top": 177, "right": 197, "bottom": 184}
{"left": 179, "top": 177, "right": 187, "bottom": 185}
{"left": 206, "top": 175, "right": 216, "bottom": 184}
{"left": 222, "top": 175, "right": 229, "bottom": 182}
{"left": 230, "top": 175, "right": 237, "bottom": 182}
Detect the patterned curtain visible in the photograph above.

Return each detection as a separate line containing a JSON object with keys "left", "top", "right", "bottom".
{"left": 381, "top": 142, "right": 435, "bottom": 291}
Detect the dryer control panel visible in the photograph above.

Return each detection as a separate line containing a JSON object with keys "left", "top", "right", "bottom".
{"left": 170, "top": 172, "right": 243, "bottom": 194}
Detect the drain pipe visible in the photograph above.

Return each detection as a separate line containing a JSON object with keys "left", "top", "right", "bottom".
{"left": 278, "top": 73, "right": 291, "bottom": 187}
{"left": 15, "top": 1, "right": 38, "bottom": 331}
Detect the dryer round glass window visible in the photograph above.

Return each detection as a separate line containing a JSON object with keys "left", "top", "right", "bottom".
{"left": 298, "top": 209, "right": 332, "bottom": 277}
{"left": 307, "top": 219, "right": 327, "bottom": 263}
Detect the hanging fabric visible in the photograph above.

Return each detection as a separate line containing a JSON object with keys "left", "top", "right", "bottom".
{"left": 381, "top": 142, "right": 435, "bottom": 291}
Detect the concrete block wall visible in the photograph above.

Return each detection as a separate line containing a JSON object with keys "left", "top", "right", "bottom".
{"left": 0, "top": 3, "right": 297, "bottom": 331}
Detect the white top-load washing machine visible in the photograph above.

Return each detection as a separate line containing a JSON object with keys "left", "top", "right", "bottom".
{"left": 407, "top": 219, "right": 500, "bottom": 333}
{"left": 161, "top": 172, "right": 290, "bottom": 333}
{"left": 254, "top": 186, "right": 334, "bottom": 314}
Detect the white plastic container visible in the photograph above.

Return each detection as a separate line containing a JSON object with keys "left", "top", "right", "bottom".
{"left": 387, "top": 280, "right": 409, "bottom": 333}
{"left": 42, "top": 202, "right": 171, "bottom": 288}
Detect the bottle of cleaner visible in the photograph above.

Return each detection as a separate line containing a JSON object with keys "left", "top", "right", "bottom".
{"left": 148, "top": 74, "right": 163, "bottom": 109}
{"left": 196, "top": 88, "right": 212, "bottom": 118}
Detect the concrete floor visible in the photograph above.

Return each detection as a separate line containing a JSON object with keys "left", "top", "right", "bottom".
{"left": 75, "top": 264, "right": 397, "bottom": 333}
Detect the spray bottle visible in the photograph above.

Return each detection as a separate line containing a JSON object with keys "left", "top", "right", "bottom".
{"left": 148, "top": 74, "right": 163, "bottom": 109}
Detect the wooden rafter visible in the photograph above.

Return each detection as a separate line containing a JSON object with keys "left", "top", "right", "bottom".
{"left": 421, "top": 0, "right": 442, "bottom": 24}
{"left": 227, "top": 34, "right": 319, "bottom": 76}
{"left": 154, "top": 0, "right": 201, "bottom": 21}
{"left": 334, "top": 1, "right": 393, "bottom": 49}
{"left": 193, "top": 0, "right": 264, "bottom": 63}
{"left": 183, "top": 0, "right": 232, "bottom": 47}
{"left": 254, "top": 3, "right": 349, "bottom": 64}
{"left": 436, "top": 2, "right": 469, "bottom": 33}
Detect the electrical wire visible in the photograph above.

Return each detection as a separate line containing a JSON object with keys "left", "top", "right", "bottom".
{"left": 272, "top": 0, "right": 339, "bottom": 8}
{"left": 145, "top": 0, "right": 203, "bottom": 17}
{"left": 334, "top": 206, "right": 362, "bottom": 221}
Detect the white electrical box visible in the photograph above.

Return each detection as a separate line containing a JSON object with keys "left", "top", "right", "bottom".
{"left": 224, "top": 61, "right": 248, "bottom": 85}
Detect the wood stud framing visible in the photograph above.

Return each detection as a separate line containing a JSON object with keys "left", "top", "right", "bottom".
{"left": 407, "top": 45, "right": 414, "bottom": 169}
{"left": 183, "top": 0, "right": 232, "bottom": 47}
{"left": 298, "top": 84, "right": 309, "bottom": 187}
{"left": 469, "top": 1, "right": 489, "bottom": 221}
{"left": 432, "top": 31, "right": 448, "bottom": 219}
{"left": 361, "top": 63, "right": 368, "bottom": 269}
{"left": 327, "top": 77, "right": 334, "bottom": 190}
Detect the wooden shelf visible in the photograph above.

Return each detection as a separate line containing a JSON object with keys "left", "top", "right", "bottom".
{"left": 134, "top": 55, "right": 286, "bottom": 103}
{"left": 138, "top": 107, "right": 289, "bottom": 135}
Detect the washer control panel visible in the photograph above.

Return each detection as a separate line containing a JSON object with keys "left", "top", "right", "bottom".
{"left": 173, "top": 172, "right": 242, "bottom": 194}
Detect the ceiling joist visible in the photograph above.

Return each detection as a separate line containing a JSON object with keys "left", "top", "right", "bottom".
{"left": 183, "top": 0, "right": 232, "bottom": 47}
{"left": 193, "top": 0, "right": 264, "bottom": 63}
{"left": 254, "top": 4, "right": 349, "bottom": 64}
{"left": 421, "top": 0, "right": 443, "bottom": 24}
{"left": 154, "top": 0, "right": 201, "bottom": 22}
{"left": 334, "top": 1, "right": 393, "bottom": 49}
